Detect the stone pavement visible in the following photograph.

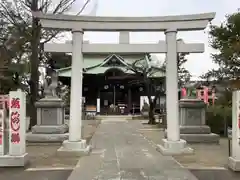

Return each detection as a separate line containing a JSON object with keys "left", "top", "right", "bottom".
{"left": 68, "top": 119, "right": 198, "bottom": 180}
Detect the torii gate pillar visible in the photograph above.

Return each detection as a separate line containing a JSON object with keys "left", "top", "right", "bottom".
{"left": 156, "top": 29, "right": 193, "bottom": 155}
{"left": 58, "top": 29, "right": 91, "bottom": 154}
{"left": 228, "top": 91, "right": 240, "bottom": 171}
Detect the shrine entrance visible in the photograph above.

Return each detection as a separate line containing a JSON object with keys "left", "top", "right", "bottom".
{"left": 101, "top": 68, "right": 131, "bottom": 115}
{"left": 35, "top": 11, "right": 215, "bottom": 155}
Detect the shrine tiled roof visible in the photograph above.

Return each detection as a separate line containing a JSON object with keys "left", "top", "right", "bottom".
{"left": 56, "top": 54, "right": 165, "bottom": 78}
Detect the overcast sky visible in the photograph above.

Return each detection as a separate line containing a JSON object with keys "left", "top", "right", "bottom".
{"left": 53, "top": 0, "right": 239, "bottom": 79}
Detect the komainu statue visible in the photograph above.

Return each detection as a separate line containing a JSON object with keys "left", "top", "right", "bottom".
{"left": 44, "top": 70, "right": 58, "bottom": 98}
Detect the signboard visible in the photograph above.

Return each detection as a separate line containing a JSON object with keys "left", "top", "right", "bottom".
{"left": 233, "top": 91, "right": 240, "bottom": 139}
{"left": 97, "top": 98, "right": 100, "bottom": 113}
{"left": 9, "top": 90, "right": 26, "bottom": 156}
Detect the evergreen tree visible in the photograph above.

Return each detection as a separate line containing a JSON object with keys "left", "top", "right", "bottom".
{"left": 202, "top": 10, "right": 240, "bottom": 87}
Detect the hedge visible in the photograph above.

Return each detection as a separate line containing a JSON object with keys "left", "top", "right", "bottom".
{"left": 206, "top": 105, "right": 232, "bottom": 135}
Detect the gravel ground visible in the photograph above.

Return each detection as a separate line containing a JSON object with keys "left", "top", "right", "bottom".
{"left": 190, "top": 169, "right": 240, "bottom": 180}
{"left": 139, "top": 123, "right": 240, "bottom": 180}
{"left": 0, "top": 168, "right": 72, "bottom": 180}
{"left": 0, "top": 120, "right": 101, "bottom": 180}
{"left": 138, "top": 123, "right": 230, "bottom": 168}
{"left": 26, "top": 120, "right": 101, "bottom": 168}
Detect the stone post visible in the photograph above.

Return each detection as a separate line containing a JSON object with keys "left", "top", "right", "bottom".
{"left": 157, "top": 29, "right": 193, "bottom": 155}
{"left": 58, "top": 29, "right": 90, "bottom": 155}
{"left": 9, "top": 90, "right": 27, "bottom": 156}
{"left": 165, "top": 29, "right": 179, "bottom": 142}
{"left": 0, "top": 110, "right": 6, "bottom": 156}
{"left": 69, "top": 29, "right": 84, "bottom": 141}
{"left": 228, "top": 90, "right": 240, "bottom": 171}
{"left": 0, "top": 90, "right": 28, "bottom": 166}
{"left": 119, "top": 31, "right": 129, "bottom": 44}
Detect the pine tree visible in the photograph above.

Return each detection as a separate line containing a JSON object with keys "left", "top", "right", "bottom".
{"left": 202, "top": 10, "right": 240, "bottom": 87}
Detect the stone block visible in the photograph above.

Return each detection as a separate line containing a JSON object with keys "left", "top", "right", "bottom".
{"left": 180, "top": 125, "right": 211, "bottom": 134}
{"left": 31, "top": 124, "right": 68, "bottom": 134}
{"left": 35, "top": 98, "right": 65, "bottom": 108}
{"left": 0, "top": 153, "right": 28, "bottom": 167}
{"left": 180, "top": 133, "right": 220, "bottom": 143}
{"left": 228, "top": 157, "right": 240, "bottom": 171}
{"left": 35, "top": 97, "right": 65, "bottom": 126}
{"left": 57, "top": 139, "right": 91, "bottom": 157}
{"left": 179, "top": 98, "right": 206, "bottom": 108}
{"left": 26, "top": 132, "right": 68, "bottom": 143}
{"left": 179, "top": 99, "right": 206, "bottom": 126}
{"left": 156, "top": 139, "right": 193, "bottom": 155}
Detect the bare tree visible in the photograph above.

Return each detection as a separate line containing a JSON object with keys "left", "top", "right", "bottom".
{"left": 128, "top": 55, "right": 165, "bottom": 124}
{"left": 0, "top": 0, "right": 91, "bottom": 129}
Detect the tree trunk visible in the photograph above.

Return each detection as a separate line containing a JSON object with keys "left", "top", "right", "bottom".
{"left": 148, "top": 101, "right": 156, "bottom": 124}
{"left": 223, "top": 108, "right": 228, "bottom": 137}
{"left": 29, "top": 0, "right": 40, "bottom": 130}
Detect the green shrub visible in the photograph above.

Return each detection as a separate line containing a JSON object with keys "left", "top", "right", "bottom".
{"left": 206, "top": 105, "right": 232, "bottom": 135}
{"left": 141, "top": 102, "right": 149, "bottom": 118}
{"left": 141, "top": 102, "right": 149, "bottom": 112}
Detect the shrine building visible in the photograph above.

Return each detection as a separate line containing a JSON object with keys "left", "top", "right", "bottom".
{"left": 55, "top": 53, "right": 166, "bottom": 115}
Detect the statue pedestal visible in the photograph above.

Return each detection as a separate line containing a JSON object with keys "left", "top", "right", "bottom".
{"left": 179, "top": 99, "right": 219, "bottom": 143}
{"left": 27, "top": 97, "right": 68, "bottom": 143}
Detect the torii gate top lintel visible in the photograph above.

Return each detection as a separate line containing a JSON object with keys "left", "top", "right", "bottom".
{"left": 32, "top": 11, "right": 216, "bottom": 31}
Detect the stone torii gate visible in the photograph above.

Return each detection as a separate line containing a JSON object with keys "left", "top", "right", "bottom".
{"left": 33, "top": 12, "right": 215, "bottom": 155}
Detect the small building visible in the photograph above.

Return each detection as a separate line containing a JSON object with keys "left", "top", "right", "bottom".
{"left": 56, "top": 53, "right": 166, "bottom": 115}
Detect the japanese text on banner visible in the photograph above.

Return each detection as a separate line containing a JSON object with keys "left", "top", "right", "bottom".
{"left": 10, "top": 98, "right": 20, "bottom": 144}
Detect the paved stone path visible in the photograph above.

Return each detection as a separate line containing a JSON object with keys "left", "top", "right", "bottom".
{"left": 68, "top": 119, "right": 198, "bottom": 180}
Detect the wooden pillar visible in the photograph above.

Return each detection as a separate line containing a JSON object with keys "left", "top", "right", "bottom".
{"left": 128, "top": 88, "right": 132, "bottom": 114}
